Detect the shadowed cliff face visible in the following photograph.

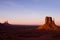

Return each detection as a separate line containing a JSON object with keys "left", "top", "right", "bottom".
{"left": 37, "top": 16, "right": 58, "bottom": 31}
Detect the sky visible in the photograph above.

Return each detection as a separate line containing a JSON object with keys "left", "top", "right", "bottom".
{"left": 0, "top": 0, "right": 60, "bottom": 25}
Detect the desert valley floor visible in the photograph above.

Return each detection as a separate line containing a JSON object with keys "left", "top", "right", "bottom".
{"left": 0, "top": 24, "right": 60, "bottom": 40}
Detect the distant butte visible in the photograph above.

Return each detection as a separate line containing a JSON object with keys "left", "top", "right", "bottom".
{"left": 37, "top": 16, "right": 58, "bottom": 31}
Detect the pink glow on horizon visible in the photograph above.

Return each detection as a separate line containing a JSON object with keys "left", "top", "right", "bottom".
{"left": 0, "top": 18, "right": 60, "bottom": 25}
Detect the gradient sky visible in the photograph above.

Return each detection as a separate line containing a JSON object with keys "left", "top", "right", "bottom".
{"left": 0, "top": 0, "right": 60, "bottom": 25}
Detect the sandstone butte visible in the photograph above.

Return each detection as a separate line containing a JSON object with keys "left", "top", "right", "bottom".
{"left": 37, "top": 16, "right": 59, "bottom": 31}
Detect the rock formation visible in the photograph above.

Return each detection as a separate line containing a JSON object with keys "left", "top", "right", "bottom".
{"left": 3, "top": 21, "right": 9, "bottom": 25}
{"left": 37, "top": 16, "right": 58, "bottom": 31}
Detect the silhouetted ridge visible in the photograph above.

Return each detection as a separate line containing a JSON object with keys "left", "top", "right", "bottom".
{"left": 37, "top": 16, "right": 58, "bottom": 31}
{"left": 0, "top": 23, "right": 4, "bottom": 26}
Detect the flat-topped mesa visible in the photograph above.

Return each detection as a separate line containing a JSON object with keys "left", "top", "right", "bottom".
{"left": 37, "top": 16, "right": 58, "bottom": 31}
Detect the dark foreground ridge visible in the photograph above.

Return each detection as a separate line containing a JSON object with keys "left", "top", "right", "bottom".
{"left": 0, "top": 16, "right": 60, "bottom": 40}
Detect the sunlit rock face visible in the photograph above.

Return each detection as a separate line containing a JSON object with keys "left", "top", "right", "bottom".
{"left": 37, "top": 16, "right": 58, "bottom": 31}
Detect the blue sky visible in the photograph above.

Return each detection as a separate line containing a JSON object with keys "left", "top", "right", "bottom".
{"left": 0, "top": 0, "right": 60, "bottom": 25}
